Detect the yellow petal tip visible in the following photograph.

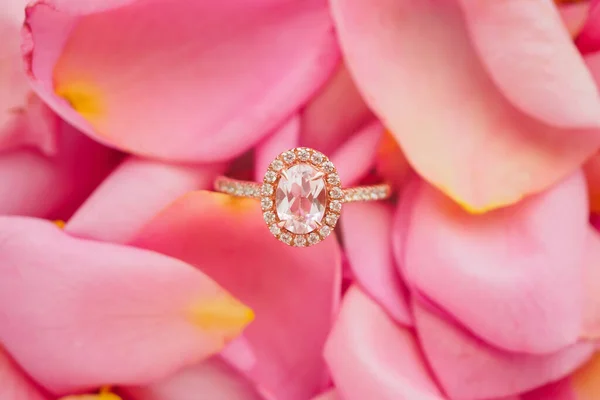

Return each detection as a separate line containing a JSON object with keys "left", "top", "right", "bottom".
{"left": 59, "top": 387, "right": 122, "bottom": 400}
{"left": 54, "top": 80, "right": 104, "bottom": 122}
{"left": 189, "top": 295, "right": 255, "bottom": 336}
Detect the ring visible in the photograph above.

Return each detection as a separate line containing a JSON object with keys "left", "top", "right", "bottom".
{"left": 214, "top": 147, "right": 391, "bottom": 247}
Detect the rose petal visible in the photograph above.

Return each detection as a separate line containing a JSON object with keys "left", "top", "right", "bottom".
{"left": 559, "top": 2, "right": 592, "bottom": 38}
{"left": 66, "top": 157, "right": 223, "bottom": 243}
{"left": 0, "top": 349, "right": 49, "bottom": 400}
{"left": 0, "top": 217, "right": 253, "bottom": 394}
{"left": 122, "top": 357, "right": 263, "bottom": 400}
{"left": 577, "top": 0, "right": 600, "bottom": 54}
{"left": 340, "top": 202, "right": 411, "bottom": 326}
{"left": 397, "top": 172, "right": 587, "bottom": 353}
{"left": 458, "top": 0, "right": 600, "bottom": 129}
{"left": 331, "top": 0, "right": 600, "bottom": 211}
{"left": 132, "top": 191, "right": 342, "bottom": 400}
{"left": 24, "top": 0, "right": 338, "bottom": 162}
{"left": 324, "top": 286, "right": 444, "bottom": 400}
{"left": 414, "top": 301, "right": 594, "bottom": 399}
{"left": 582, "top": 229, "right": 600, "bottom": 339}
{"left": 0, "top": 122, "right": 119, "bottom": 219}
{"left": 254, "top": 117, "right": 300, "bottom": 182}
{"left": 300, "top": 63, "right": 373, "bottom": 154}
{"left": 375, "top": 131, "right": 412, "bottom": 193}
{"left": 311, "top": 390, "right": 340, "bottom": 400}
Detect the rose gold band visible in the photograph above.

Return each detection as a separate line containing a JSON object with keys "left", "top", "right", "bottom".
{"left": 214, "top": 176, "right": 391, "bottom": 203}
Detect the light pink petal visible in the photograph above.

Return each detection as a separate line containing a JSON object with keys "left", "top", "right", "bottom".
{"left": 300, "top": 63, "right": 374, "bottom": 154}
{"left": 0, "top": 122, "right": 120, "bottom": 219}
{"left": 340, "top": 202, "right": 411, "bottom": 326}
{"left": 414, "top": 301, "right": 594, "bottom": 399}
{"left": 331, "top": 0, "right": 600, "bottom": 211}
{"left": 582, "top": 228, "right": 600, "bottom": 339}
{"left": 66, "top": 157, "right": 223, "bottom": 243}
{"left": 123, "top": 357, "right": 263, "bottom": 400}
{"left": 330, "top": 121, "right": 382, "bottom": 186}
{"left": 0, "top": 217, "right": 253, "bottom": 394}
{"left": 132, "top": 191, "right": 342, "bottom": 400}
{"left": 0, "top": 349, "right": 49, "bottom": 400}
{"left": 311, "top": 390, "right": 340, "bottom": 400}
{"left": 24, "top": 0, "right": 338, "bottom": 162}
{"left": 397, "top": 172, "right": 587, "bottom": 353}
{"left": 324, "top": 286, "right": 443, "bottom": 400}
{"left": 254, "top": 117, "right": 300, "bottom": 182}
{"left": 577, "top": 0, "right": 600, "bottom": 54}
{"left": 458, "top": 0, "right": 600, "bottom": 129}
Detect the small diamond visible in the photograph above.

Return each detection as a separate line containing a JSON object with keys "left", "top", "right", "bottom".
{"left": 327, "top": 174, "right": 340, "bottom": 185}
{"left": 308, "top": 232, "right": 320, "bottom": 245}
{"left": 261, "top": 198, "right": 273, "bottom": 210}
{"left": 325, "top": 214, "right": 339, "bottom": 226}
{"left": 296, "top": 148, "right": 310, "bottom": 161}
{"left": 294, "top": 236, "right": 307, "bottom": 247}
{"left": 361, "top": 192, "right": 371, "bottom": 201}
{"left": 319, "top": 225, "right": 331, "bottom": 238}
{"left": 322, "top": 161, "right": 335, "bottom": 173}
{"left": 283, "top": 152, "right": 296, "bottom": 164}
{"left": 262, "top": 184, "right": 274, "bottom": 196}
{"left": 344, "top": 192, "right": 353, "bottom": 202}
{"left": 330, "top": 201, "right": 342, "bottom": 212}
{"left": 330, "top": 187, "right": 343, "bottom": 199}
{"left": 269, "top": 225, "right": 281, "bottom": 236}
{"left": 311, "top": 152, "right": 324, "bottom": 165}
{"left": 264, "top": 171, "right": 277, "bottom": 183}
{"left": 263, "top": 211, "right": 276, "bottom": 224}
{"left": 280, "top": 232, "right": 293, "bottom": 244}
{"left": 271, "top": 159, "right": 284, "bottom": 171}
{"left": 370, "top": 192, "right": 379, "bottom": 200}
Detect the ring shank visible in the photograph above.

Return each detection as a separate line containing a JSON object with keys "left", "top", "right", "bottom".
{"left": 214, "top": 176, "right": 391, "bottom": 203}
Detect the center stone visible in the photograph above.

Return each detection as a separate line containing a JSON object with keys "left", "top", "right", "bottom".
{"left": 275, "top": 163, "right": 327, "bottom": 234}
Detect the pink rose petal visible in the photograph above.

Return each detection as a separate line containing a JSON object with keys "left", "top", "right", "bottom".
{"left": 324, "top": 286, "right": 444, "bottom": 400}
{"left": 24, "top": 0, "right": 339, "bottom": 162}
{"left": 577, "top": 0, "right": 600, "bottom": 54}
{"left": 414, "top": 301, "right": 594, "bottom": 399}
{"left": 340, "top": 202, "right": 411, "bottom": 326}
{"left": 254, "top": 117, "right": 300, "bottom": 182}
{"left": 0, "top": 217, "right": 253, "bottom": 394}
{"left": 0, "top": 349, "right": 49, "bottom": 400}
{"left": 132, "top": 191, "right": 342, "bottom": 400}
{"left": 582, "top": 228, "right": 600, "bottom": 339}
{"left": 331, "top": 0, "right": 600, "bottom": 211}
{"left": 398, "top": 172, "right": 587, "bottom": 353}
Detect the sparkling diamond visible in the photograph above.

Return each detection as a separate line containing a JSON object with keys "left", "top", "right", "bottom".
{"left": 297, "top": 148, "right": 310, "bottom": 161}
{"left": 294, "top": 236, "right": 307, "bottom": 247}
{"left": 269, "top": 224, "right": 281, "bottom": 236}
{"left": 271, "top": 159, "right": 284, "bottom": 171}
{"left": 276, "top": 163, "right": 327, "bottom": 234}
{"left": 264, "top": 171, "right": 277, "bottom": 183}
{"left": 263, "top": 211, "right": 276, "bottom": 224}
{"left": 330, "top": 201, "right": 342, "bottom": 213}
{"left": 322, "top": 161, "right": 335, "bottom": 173}
{"left": 330, "top": 187, "right": 343, "bottom": 199}
{"left": 325, "top": 214, "right": 339, "bottom": 226}
{"left": 311, "top": 152, "right": 324, "bottom": 165}
{"left": 261, "top": 198, "right": 273, "bottom": 210}
{"left": 319, "top": 225, "right": 331, "bottom": 238}
{"left": 327, "top": 174, "right": 340, "bottom": 185}
{"left": 262, "top": 184, "right": 274, "bottom": 196}
{"left": 280, "top": 232, "right": 293, "bottom": 244}
{"left": 308, "top": 232, "right": 320, "bottom": 245}
{"left": 283, "top": 152, "right": 296, "bottom": 164}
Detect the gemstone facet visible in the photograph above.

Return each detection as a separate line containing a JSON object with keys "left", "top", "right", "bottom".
{"left": 276, "top": 163, "right": 327, "bottom": 234}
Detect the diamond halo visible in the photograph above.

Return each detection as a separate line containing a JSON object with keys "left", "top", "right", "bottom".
{"left": 261, "top": 147, "right": 343, "bottom": 247}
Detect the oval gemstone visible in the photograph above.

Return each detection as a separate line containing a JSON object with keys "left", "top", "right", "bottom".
{"left": 275, "top": 163, "right": 327, "bottom": 234}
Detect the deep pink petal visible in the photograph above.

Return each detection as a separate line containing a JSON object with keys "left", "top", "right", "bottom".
{"left": 300, "top": 63, "right": 373, "bottom": 154}
{"left": 0, "top": 349, "right": 49, "bottom": 400}
{"left": 132, "top": 191, "right": 342, "bottom": 400}
{"left": 558, "top": 2, "right": 591, "bottom": 38}
{"left": 340, "top": 202, "right": 411, "bottom": 326}
{"left": 577, "top": 0, "right": 600, "bottom": 54}
{"left": 66, "top": 157, "right": 223, "bottom": 243}
{"left": 24, "top": 0, "right": 338, "bottom": 162}
{"left": 331, "top": 0, "right": 600, "bottom": 211}
{"left": 0, "top": 122, "right": 119, "bottom": 219}
{"left": 324, "top": 286, "right": 444, "bottom": 400}
{"left": 0, "top": 217, "right": 253, "bottom": 394}
{"left": 397, "top": 172, "right": 587, "bottom": 353}
{"left": 458, "top": 0, "right": 600, "bottom": 128}
{"left": 414, "top": 301, "right": 594, "bottom": 399}
{"left": 122, "top": 357, "right": 262, "bottom": 400}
